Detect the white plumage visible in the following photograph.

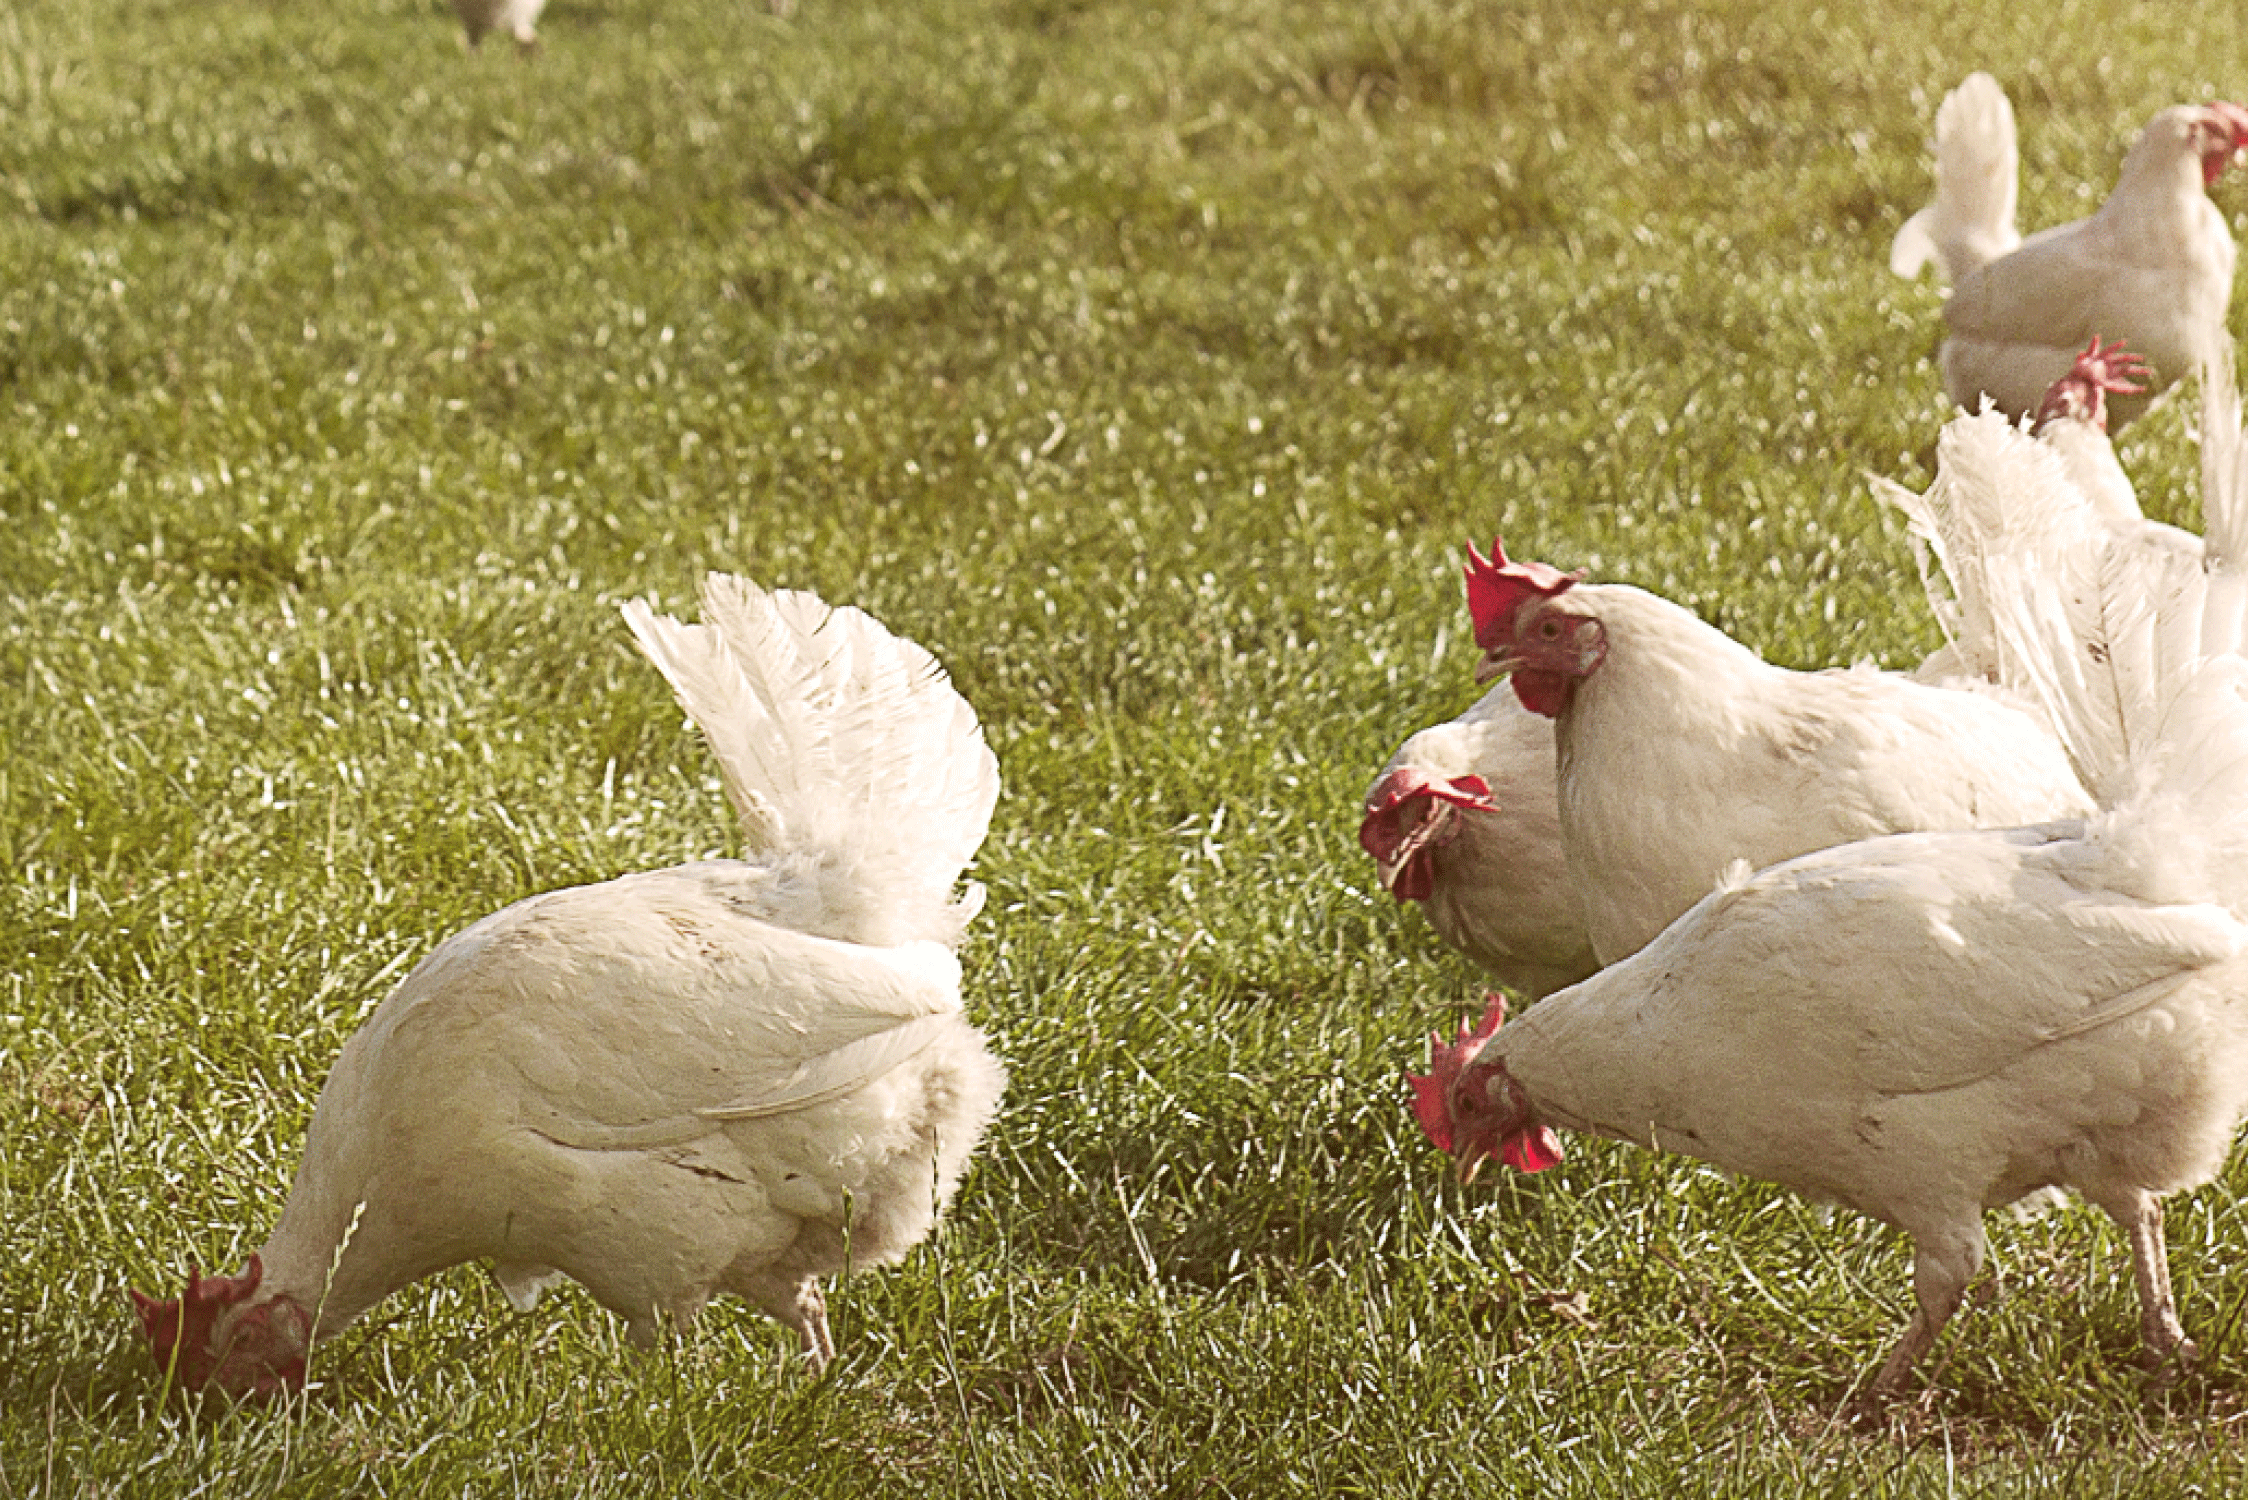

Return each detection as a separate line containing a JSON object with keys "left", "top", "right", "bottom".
{"left": 1889, "top": 72, "right": 2020, "bottom": 285}
{"left": 1416, "top": 364, "right": 2248, "bottom": 1401}
{"left": 1461, "top": 541, "right": 2093, "bottom": 965}
{"left": 1893, "top": 75, "right": 2248, "bottom": 427}
{"left": 451, "top": 0, "right": 547, "bottom": 51}
{"left": 1880, "top": 350, "right": 2248, "bottom": 804}
{"left": 1359, "top": 685, "right": 1597, "bottom": 1000}
{"left": 133, "top": 575, "right": 1006, "bottom": 1398}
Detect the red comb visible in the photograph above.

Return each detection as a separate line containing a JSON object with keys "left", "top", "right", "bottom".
{"left": 129, "top": 1255, "right": 267, "bottom": 1388}
{"left": 1406, "top": 993, "right": 1509, "bottom": 1150}
{"left": 1359, "top": 770, "right": 1496, "bottom": 863}
{"left": 1502, "top": 1122, "right": 1564, "bottom": 1172}
{"left": 1463, "top": 538, "right": 1581, "bottom": 649}
{"left": 2198, "top": 103, "right": 2248, "bottom": 185}
{"left": 2072, "top": 337, "right": 2149, "bottom": 396}
{"left": 2036, "top": 337, "right": 2148, "bottom": 430}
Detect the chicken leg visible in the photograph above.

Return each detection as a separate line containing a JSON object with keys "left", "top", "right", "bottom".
{"left": 2110, "top": 1192, "right": 2197, "bottom": 1373}
{"left": 1868, "top": 1225, "right": 1986, "bottom": 1402}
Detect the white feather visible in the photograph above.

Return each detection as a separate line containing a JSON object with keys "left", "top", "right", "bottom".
{"left": 1891, "top": 73, "right": 2020, "bottom": 284}
{"left": 622, "top": 575, "right": 1001, "bottom": 950}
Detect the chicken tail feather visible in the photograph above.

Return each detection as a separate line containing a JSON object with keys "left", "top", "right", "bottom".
{"left": 1892, "top": 72, "right": 2019, "bottom": 284}
{"left": 622, "top": 575, "right": 1001, "bottom": 949}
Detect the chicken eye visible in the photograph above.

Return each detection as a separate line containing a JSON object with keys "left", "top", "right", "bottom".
{"left": 1538, "top": 619, "right": 1562, "bottom": 641}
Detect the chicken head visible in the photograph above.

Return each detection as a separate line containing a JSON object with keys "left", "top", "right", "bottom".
{"left": 2035, "top": 336, "right": 2149, "bottom": 430}
{"left": 129, "top": 1255, "right": 311, "bottom": 1401}
{"left": 1406, "top": 994, "right": 1562, "bottom": 1180}
{"left": 1359, "top": 768, "right": 1498, "bottom": 901}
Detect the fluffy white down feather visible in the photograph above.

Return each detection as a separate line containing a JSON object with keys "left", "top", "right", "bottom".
{"left": 141, "top": 575, "right": 1006, "bottom": 1395}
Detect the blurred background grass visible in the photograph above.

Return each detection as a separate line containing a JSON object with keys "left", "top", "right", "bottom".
{"left": 6, "top": 0, "right": 2248, "bottom": 1492}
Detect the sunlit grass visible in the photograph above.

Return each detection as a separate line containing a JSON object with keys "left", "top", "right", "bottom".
{"left": 7, "top": 0, "right": 2248, "bottom": 1492}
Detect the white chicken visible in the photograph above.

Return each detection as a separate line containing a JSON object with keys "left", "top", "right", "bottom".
{"left": 131, "top": 575, "right": 1007, "bottom": 1399}
{"left": 1359, "top": 686, "right": 1597, "bottom": 999}
{"left": 452, "top": 0, "right": 547, "bottom": 51}
{"left": 1362, "top": 376, "right": 2146, "bottom": 994}
{"left": 1463, "top": 539, "right": 2094, "bottom": 965}
{"left": 1413, "top": 371, "right": 2248, "bottom": 1402}
{"left": 1892, "top": 73, "right": 2248, "bottom": 427}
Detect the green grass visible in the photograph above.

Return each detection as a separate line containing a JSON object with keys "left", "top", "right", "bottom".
{"left": 7, "top": 0, "right": 2248, "bottom": 1491}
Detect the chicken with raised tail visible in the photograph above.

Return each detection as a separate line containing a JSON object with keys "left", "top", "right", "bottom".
{"left": 1879, "top": 344, "right": 2248, "bottom": 710}
{"left": 1360, "top": 686, "right": 1597, "bottom": 999}
{"left": 130, "top": 575, "right": 1008, "bottom": 1398}
{"left": 1413, "top": 373, "right": 2248, "bottom": 1400}
{"left": 1463, "top": 538, "right": 2092, "bottom": 965}
{"left": 1893, "top": 73, "right": 2248, "bottom": 427}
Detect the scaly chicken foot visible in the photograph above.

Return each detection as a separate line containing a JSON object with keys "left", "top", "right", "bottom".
{"left": 796, "top": 1279, "right": 836, "bottom": 1371}
{"left": 2113, "top": 1193, "right": 2198, "bottom": 1376}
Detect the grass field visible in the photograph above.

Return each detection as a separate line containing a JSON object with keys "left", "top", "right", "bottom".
{"left": 7, "top": 0, "right": 2248, "bottom": 1492}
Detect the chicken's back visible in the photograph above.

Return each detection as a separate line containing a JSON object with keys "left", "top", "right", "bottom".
{"left": 1556, "top": 588, "right": 2091, "bottom": 962}
{"left": 1503, "top": 825, "right": 2248, "bottom": 1231}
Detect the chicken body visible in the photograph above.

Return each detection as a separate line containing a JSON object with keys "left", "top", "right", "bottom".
{"left": 1361, "top": 686, "right": 1596, "bottom": 998}
{"left": 244, "top": 867, "right": 1001, "bottom": 1363}
{"left": 1470, "top": 564, "right": 2094, "bottom": 964}
{"left": 1895, "top": 80, "right": 2248, "bottom": 426}
{"left": 134, "top": 577, "right": 1006, "bottom": 1398}
{"left": 1425, "top": 813, "right": 2248, "bottom": 1396}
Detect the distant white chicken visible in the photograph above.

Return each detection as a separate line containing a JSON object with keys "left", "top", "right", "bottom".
{"left": 452, "top": 0, "right": 547, "bottom": 51}
{"left": 1892, "top": 74, "right": 2248, "bottom": 427}
{"left": 1463, "top": 539, "right": 2093, "bottom": 964}
{"left": 1360, "top": 687, "right": 1597, "bottom": 999}
{"left": 132, "top": 576, "right": 1007, "bottom": 1398}
{"left": 1413, "top": 368, "right": 2248, "bottom": 1402}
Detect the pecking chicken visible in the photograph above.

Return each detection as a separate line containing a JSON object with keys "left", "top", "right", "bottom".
{"left": 1360, "top": 686, "right": 1597, "bottom": 999}
{"left": 1892, "top": 73, "right": 2248, "bottom": 427}
{"left": 1413, "top": 374, "right": 2248, "bottom": 1402}
{"left": 1463, "top": 539, "right": 2093, "bottom": 965}
{"left": 131, "top": 575, "right": 1007, "bottom": 1399}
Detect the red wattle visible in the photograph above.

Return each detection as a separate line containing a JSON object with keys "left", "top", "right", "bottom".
{"left": 1511, "top": 670, "right": 1571, "bottom": 718}
{"left": 1502, "top": 1125, "right": 1563, "bottom": 1173}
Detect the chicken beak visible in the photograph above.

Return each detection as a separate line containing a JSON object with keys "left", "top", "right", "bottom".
{"left": 1473, "top": 646, "right": 1518, "bottom": 685}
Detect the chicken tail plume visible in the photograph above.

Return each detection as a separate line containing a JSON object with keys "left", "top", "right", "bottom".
{"left": 621, "top": 575, "right": 1001, "bottom": 949}
{"left": 1891, "top": 72, "right": 2020, "bottom": 284}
